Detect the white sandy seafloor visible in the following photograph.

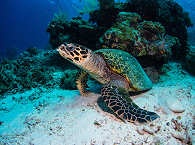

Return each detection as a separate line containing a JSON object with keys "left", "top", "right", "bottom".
{"left": 0, "top": 62, "right": 195, "bottom": 145}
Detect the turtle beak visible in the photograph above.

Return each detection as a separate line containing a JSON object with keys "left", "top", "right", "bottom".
{"left": 57, "top": 44, "right": 70, "bottom": 59}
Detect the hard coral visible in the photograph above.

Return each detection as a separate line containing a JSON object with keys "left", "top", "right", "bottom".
{"left": 0, "top": 50, "right": 55, "bottom": 95}
{"left": 60, "top": 69, "right": 79, "bottom": 90}
{"left": 185, "top": 46, "right": 195, "bottom": 75}
{"left": 99, "top": 12, "right": 178, "bottom": 61}
{"left": 89, "top": 0, "right": 193, "bottom": 59}
{"left": 125, "top": 0, "right": 193, "bottom": 59}
{"left": 98, "top": 0, "right": 114, "bottom": 10}
{"left": 47, "top": 15, "right": 100, "bottom": 49}
{"left": 47, "top": 14, "right": 70, "bottom": 48}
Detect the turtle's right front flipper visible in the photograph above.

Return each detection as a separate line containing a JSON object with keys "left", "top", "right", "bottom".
{"left": 76, "top": 71, "right": 89, "bottom": 96}
{"left": 101, "top": 83, "right": 159, "bottom": 123}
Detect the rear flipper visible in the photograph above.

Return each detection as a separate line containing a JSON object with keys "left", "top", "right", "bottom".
{"left": 101, "top": 83, "right": 159, "bottom": 123}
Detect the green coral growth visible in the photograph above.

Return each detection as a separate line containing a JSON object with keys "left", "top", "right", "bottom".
{"left": 99, "top": 12, "right": 178, "bottom": 60}
{"left": 0, "top": 46, "right": 81, "bottom": 96}
{"left": 47, "top": 14, "right": 100, "bottom": 49}
{"left": 0, "top": 50, "right": 55, "bottom": 96}
{"left": 60, "top": 69, "right": 79, "bottom": 90}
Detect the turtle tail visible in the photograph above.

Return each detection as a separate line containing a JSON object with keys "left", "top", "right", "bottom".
{"left": 101, "top": 83, "right": 159, "bottom": 123}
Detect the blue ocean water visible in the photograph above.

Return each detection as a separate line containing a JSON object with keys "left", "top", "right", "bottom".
{"left": 0, "top": 0, "right": 194, "bottom": 59}
{"left": 0, "top": 0, "right": 195, "bottom": 144}
{"left": 0, "top": 0, "right": 79, "bottom": 58}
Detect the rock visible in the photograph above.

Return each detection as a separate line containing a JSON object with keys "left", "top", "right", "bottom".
{"left": 167, "top": 97, "right": 185, "bottom": 113}
{"left": 185, "top": 45, "right": 195, "bottom": 75}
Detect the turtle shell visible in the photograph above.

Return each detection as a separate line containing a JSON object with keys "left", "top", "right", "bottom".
{"left": 95, "top": 49, "right": 152, "bottom": 91}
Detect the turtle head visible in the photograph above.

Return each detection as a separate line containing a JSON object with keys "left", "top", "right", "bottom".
{"left": 57, "top": 43, "right": 92, "bottom": 67}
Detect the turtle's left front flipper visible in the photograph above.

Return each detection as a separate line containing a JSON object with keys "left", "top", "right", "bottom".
{"left": 101, "top": 83, "right": 159, "bottom": 123}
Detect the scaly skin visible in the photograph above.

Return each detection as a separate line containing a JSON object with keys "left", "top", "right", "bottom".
{"left": 57, "top": 43, "right": 159, "bottom": 123}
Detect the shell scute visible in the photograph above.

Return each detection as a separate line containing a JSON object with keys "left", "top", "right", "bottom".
{"left": 95, "top": 49, "right": 152, "bottom": 91}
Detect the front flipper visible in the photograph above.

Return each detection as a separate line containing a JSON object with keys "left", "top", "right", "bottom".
{"left": 76, "top": 71, "right": 89, "bottom": 96}
{"left": 101, "top": 83, "right": 159, "bottom": 123}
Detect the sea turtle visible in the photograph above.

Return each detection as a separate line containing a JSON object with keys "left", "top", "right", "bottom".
{"left": 57, "top": 43, "right": 159, "bottom": 123}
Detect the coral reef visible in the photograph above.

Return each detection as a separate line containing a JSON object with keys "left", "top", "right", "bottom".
{"left": 5, "top": 47, "right": 18, "bottom": 60}
{"left": 47, "top": 15, "right": 101, "bottom": 49}
{"left": 0, "top": 49, "right": 78, "bottom": 96}
{"left": 25, "top": 47, "right": 39, "bottom": 56}
{"left": 60, "top": 69, "right": 79, "bottom": 90}
{"left": 47, "top": 0, "right": 192, "bottom": 60}
{"left": 98, "top": 0, "right": 114, "bottom": 10}
{"left": 185, "top": 45, "right": 195, "bottom": 75}
{"left": 72, "top": 0, "right": 99, "bottom": 15}
{"left": 0, "top": 51, "right": 54, "bottom": 95}
{"left": 46, "top": 0, "right": 193, "bottom": 84}
{"left": 99, "top": 12, "right": 178, "bottom": 61}
{"left": 89, "top": 0, "right": 193, "bottom": 59}
{"left": 125, "top": 0, "right": 193, "bottom": 59}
